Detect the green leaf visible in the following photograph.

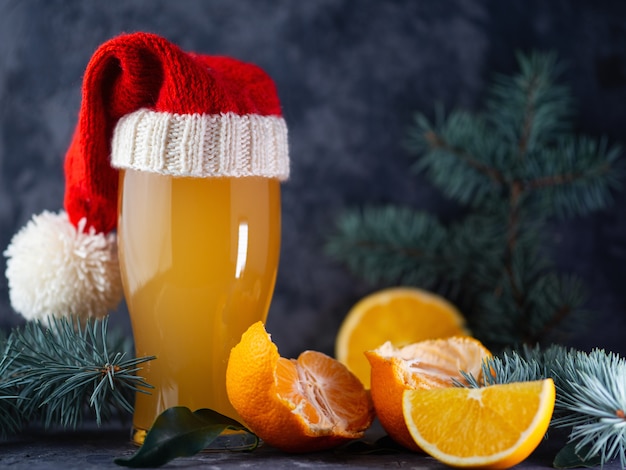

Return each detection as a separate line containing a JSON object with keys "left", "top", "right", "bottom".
{"left": 114, "top": 407, "right": 258, "bottom": 468}
{"left": 553, "top": 442, "right": 603, "bottom": 468}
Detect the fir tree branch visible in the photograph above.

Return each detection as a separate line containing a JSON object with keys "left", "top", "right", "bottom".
{"left": 486, "top": 51, "right": 573, "bottom": 155}
{"left": 409, "top": 110, "right": 506, "bottom": 207}
{"left": 328, "top": 50, "right": 622, "bottom": 349}
{"left": 525, "top": 136, "right": 623, "bottom": 218}
{"left": 470, "top": 346, "right": 626, "bottom": 468}
{"left": 0, "top": 337, "right": 23, "bottom": 437}
{"left": 325, "top": 206, "right": 450, "bottom": 287}
{"left": 0, "top": 316, "right": 154, "bottom": 435}
{"left": 552, "top": 350, "right": 626, "bottom": 468}
{"left": 444, "top": 206, "right": 508, "bottom": 290}
{"left": 422, "top": 127, "right": 507, "bottom": 187}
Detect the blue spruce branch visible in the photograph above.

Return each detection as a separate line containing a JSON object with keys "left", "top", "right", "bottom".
{"left": 327, "top": 51, "right": 622, "bottom": 348}
{"left": 0, "top": 316, "right": 154, "bottom": 435}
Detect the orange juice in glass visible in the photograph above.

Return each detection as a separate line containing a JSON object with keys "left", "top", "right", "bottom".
{"left": 117, "top": 170, "right": 282, "bottom": 445}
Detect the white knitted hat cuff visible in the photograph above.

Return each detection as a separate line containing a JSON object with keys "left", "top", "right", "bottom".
{"left": 111, "top": 109, "right": 289, "bottom": 179}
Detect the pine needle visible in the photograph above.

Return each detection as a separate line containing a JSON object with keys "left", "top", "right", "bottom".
{"left": 0, "top": 337, "right": 23, "bottom": 436}
{"left": 464, "top": 346, "right": 626, "bottom": 467}
{"left": 553, "top": 349, "right": 626, "bottom": 468}
{"left": 325, "top": 206, "right": 450, "bottom": 287}
{"left": 0, "top": 316, "right": 154, "bottom": 435}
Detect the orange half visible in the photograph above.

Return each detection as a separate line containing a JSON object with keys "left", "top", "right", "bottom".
{"left": 403, "top": 379, "right": 556, "bottom": 468}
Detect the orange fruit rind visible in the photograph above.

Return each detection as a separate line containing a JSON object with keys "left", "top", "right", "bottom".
{"left": 226, "top": 321, "right": 374, "bottom": 453}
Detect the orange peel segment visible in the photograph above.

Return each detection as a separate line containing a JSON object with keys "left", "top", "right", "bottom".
{"left": 226, "top": 321, "right": 374, "bottom": 453}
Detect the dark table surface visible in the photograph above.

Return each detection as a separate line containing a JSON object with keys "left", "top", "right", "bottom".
{"left": 1, "top": 420, "right": 621, "bottom": 470}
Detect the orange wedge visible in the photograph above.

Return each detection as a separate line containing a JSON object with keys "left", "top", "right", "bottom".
{"left": 226, "top": 321, "right": 374, "bottom": 453}
{"left": 403, "top": 379, "right": 556, "bottom": 468}
{"left": 336, "top": 287, "right": 469, "bottom": 388}
{"left": 365, "top": 336, "right": 491, "bottom": 451}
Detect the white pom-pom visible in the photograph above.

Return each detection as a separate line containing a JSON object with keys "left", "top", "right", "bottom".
{"left": 4, "top": 210, "right": 123, "bottom": 321}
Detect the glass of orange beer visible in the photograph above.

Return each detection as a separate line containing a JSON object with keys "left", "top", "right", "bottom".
{"left": 101, "top": 37, "right": 289, "bottom": 447}
{"left": 117, "top": 169, "right": 281, "bottom": 445}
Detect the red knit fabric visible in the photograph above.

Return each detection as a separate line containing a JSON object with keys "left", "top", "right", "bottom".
{"left": 63, "top": 32, "right": 283, "bottom": 234}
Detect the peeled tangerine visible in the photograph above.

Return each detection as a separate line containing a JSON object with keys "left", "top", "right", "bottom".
{"left": 226, "top": 321, "right": 374, "bottom": 453}
{"left": 365, "top": 336, "right": 491, "bottom": 451}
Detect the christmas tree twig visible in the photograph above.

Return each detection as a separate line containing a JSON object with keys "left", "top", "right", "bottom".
{"left": 0, "top": 337, "right": 23, "bottom": 436}
{"left": 0, "top": 316, "right": 154, "bottom": 435}
{"left": 326, "top": 51, "right": 622, "bottom": 349}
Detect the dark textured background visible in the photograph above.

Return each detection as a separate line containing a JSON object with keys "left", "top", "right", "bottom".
{"left": 1, "top": 0, "right": 625, "bottom": 357}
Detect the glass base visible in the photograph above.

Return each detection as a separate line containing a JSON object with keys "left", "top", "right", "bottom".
{"left": 131, "top": 426, "right": 260, "bottom": 452}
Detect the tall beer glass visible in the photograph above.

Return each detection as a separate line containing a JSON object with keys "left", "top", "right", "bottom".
{"left": 117, "top": 170, "right": 281, "bottom": 445}
{"left": 90, "top": 33, "right": 290, "bottom": 447}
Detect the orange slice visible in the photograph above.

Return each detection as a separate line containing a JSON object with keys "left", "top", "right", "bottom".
{"left": 365, "top": 336, "right": 491, "bottom": 451}
{"left": 226, "top": 321, "right": 374, "bottom": 453}
{"left": 403, "top": 379, "right": 556, "bottom": 468}
{"left": 336, "top": 287, "right": 469, "bottom": 388}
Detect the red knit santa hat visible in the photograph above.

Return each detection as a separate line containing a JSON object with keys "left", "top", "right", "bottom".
{"left": 4, "top": 32, "right": 289, "bottom": 321}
